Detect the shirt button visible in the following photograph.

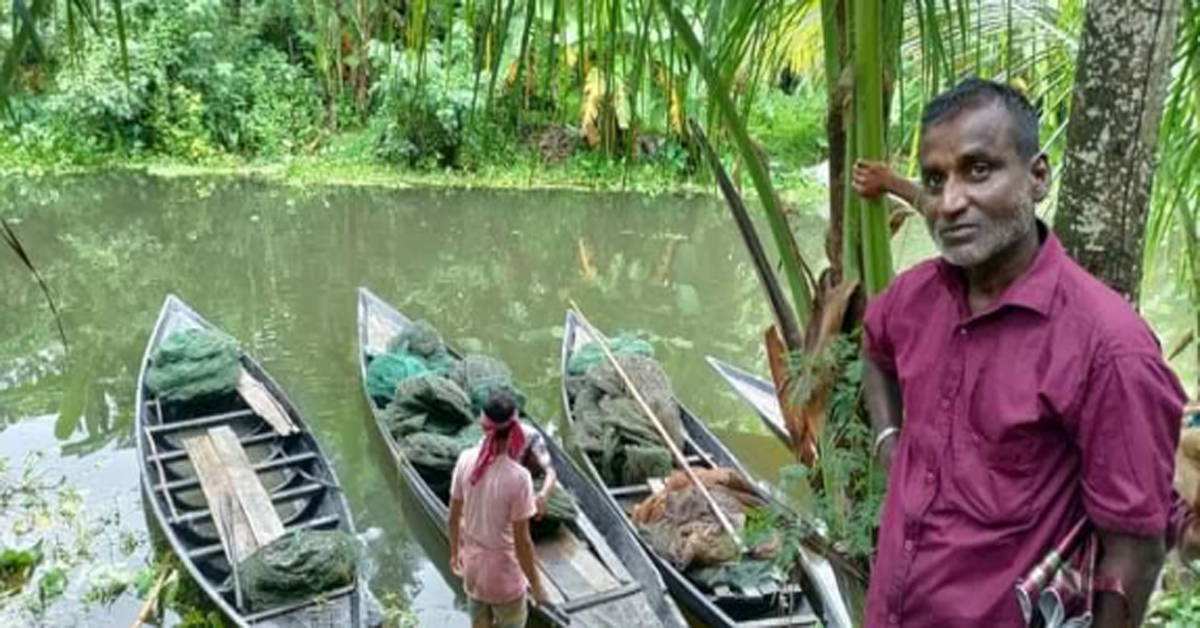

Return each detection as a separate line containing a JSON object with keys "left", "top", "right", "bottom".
{"left": 925, "top": 472, "right": 935, "bottom": 484}
{"left": 904, "top": 539, "right": 914, "bottom": 552}
{"left": 939, "top": 398, "right": 951, "bottom": 409}
{"left": 889, "top": 612, "right": 900, "bottom": 625}
{"left": 959, "top": 328, "right": 968, "bottom": 336}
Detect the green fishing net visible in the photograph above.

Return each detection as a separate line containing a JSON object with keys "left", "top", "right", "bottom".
{"left": 566, "top": 334, "right": 655, "bottom": 376}
{"left": 384, "top": 374, "right": 475, "bottom": 436}
{"left": 387, "top": 319, "right": 444, "bottom": 358}
{"left": 145, "top": 328, "right": 240, "bottom": 404}
{"left": 568, "top": 351, "right": 683, "bottom": 486}
{"left": 686, "top": 558, "right": 782, "bottom": 595}
{"left": 451, "top": 354, "right": 526, "bottom": 412}
{"left": 365, "top": 353, "right": 429, "bottom": 406}
{"left": 386, "top": 319, "right": 455, "bottom": 376}
{"left": 235, "top": 529, "right": 358, "bottom": 612}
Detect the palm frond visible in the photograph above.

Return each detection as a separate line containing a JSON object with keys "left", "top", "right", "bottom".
{"left": 2, "top": 219, "right": 69, "bottom": 351}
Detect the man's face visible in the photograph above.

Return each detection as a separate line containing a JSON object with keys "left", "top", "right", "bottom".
{"left": 918, "top": 101, "right": 1049, "bottom": 268}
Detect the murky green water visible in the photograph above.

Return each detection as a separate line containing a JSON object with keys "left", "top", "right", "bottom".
{"left": 0, "top": 173, "right": 822, "bottom": 626}
{"left": 2, "top": 173, "right": 1193, "bottom": 626}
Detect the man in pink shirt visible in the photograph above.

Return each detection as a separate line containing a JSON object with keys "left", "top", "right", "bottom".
{"left": 859, "top": 78, "right": 1185, "bottom": 627}
{"left": 449, "top": 390, "right": 549, "bottom": 627}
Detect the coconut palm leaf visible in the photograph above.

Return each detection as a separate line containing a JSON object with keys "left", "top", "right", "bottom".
{"left": 655, "top": 0, "right": 816, "bottom": 328}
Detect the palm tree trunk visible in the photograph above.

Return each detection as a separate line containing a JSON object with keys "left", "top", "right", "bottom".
{"left": 1053, "top": 0, "right": 1183, "bottom": 303}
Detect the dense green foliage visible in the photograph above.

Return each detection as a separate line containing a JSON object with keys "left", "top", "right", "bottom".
{"left": 0, "top": 0, "right": 833, "bottom": 184}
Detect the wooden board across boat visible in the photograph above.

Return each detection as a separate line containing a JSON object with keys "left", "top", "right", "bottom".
{"left": 561, "top": 311, "right": 854, "bottom": 628}
{"left": 356, "top": 287, "right": 688, "bottom": 628}
{"left": 135, "top": 295, "right": 365, "bottom": 628}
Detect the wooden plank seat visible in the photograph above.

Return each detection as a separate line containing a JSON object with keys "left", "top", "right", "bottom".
{"left": 183, "top": 426, "right": 286, "bottom": 565}
{"left": 534, "top": 528, "right": 620, "bottom": 600}
{"left": 150, "top": 429, "right": 279, "bottom": 465}
{"left": 169, "top": 482, "right": 326, "bottom": 526}
{"left": 147, "top": 408, "right": 257, "bottom": 434}
{"left": 561, "top": 582, "right": 644, "bottom": 613}
{"left": 156, "top": 452, "right": 318, "bottom": 494}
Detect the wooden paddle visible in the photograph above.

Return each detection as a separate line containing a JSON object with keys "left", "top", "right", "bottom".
{"left": 568, "top": 301, "right": 744, "bottom": 551}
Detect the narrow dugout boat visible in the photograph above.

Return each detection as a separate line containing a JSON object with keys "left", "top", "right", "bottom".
{"left": 357, "top": 287, "right": 687, "bottom": 628}
{"left": 561, "top": 310, "right": 855, "bottom": 628}
{"left": 136, "top": 295, "right": 364, "bottom": 627}
{"left": 705, "top": 355, "right": 790, "bottom": 445}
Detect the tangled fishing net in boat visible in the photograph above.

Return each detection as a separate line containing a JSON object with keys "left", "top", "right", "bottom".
{"left": 384, "top": 373, "right": 476, "bottom": 437}
{"left": 365, "top": 353, "right": 429, "bottom": 406}
{"left": 387, "top": 319, "right": 455, "bottom": 375}
{"left": 632, "top": 468, "right": 784, "bottom": 592}
{"left": 378, "top": 322, "right": 566, "bottom": 519}
{"left": 532, "top": 475, "right": 579, "bottom": 536}
{"left": 145, "top": 328, "right": 240, "bottom": 404}
{"left": 567, "top": 350, "right": 683, "bottom": 486}
{"left": 235, "top": 529, "right": 358, "bottom": 612}
{"left": 566, "top": 333, "right": 655, "bottom": 376}
{"left": 451, "top": 354, "right": 527, "bottom": 412}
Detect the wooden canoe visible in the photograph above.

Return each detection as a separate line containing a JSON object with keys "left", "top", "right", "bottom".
{"left": 561, "top": 311, "right": 854, "bottom": 628}
{"left": 135, "top": 295, "right": 364, "bottom": 627}
{"left": 356, "top": 287, "right": 688, "bottom": 628}
{"left": 705, "top": 356, "right": 790, "bottom": 446}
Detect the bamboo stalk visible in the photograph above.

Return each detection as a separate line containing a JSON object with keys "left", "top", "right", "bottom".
{"left": 129, "top": 567, "right": 174, "bottom": 628}
{"left": 854, "top": 0, "right": 894, "bottom": 296}
{"left": 568, "top": 301, "right": 743, "bottom": 551}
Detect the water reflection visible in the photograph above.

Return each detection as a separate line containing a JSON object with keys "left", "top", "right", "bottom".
{"left": 1, "top": 173, "right": 828, "bottom": 624}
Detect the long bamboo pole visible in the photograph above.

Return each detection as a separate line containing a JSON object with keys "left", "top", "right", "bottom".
{"left": 568, "top": 301, "right": 743, "bottom": 551}
{"left": 129, "top": 568, "right": 174, "bottom": 628}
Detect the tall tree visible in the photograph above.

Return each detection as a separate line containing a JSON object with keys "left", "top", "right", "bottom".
{"left": 1053, "top": 0, "right": 1183, "bottom": 303}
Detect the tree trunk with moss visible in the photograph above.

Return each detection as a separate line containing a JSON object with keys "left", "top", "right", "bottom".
{"left": 1053, "top": 0, "right": 1182, "bottom": 303}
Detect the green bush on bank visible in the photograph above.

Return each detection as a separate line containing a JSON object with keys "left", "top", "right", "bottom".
{"left": 0, "top": 0, "right": 830, "bottom": 193}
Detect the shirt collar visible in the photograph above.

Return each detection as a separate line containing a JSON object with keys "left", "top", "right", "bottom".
{"left": 936, "top": 220, "right": 1064, "bottom": 318}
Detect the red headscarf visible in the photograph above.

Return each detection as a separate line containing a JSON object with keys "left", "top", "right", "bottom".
{"left": 469, "top": 412, "right": 527, "bottom": 485}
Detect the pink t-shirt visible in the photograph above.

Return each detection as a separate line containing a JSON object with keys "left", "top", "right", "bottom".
{"left": 451, "top": 445, "right": 538, "bottom": 604}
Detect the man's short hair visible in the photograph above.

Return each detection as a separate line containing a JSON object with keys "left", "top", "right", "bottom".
{"left": 921, "top": 77, "right": 1041, "bottom": 159}
{"left": 482, "top": 389, "right": 518, "bottom": 423}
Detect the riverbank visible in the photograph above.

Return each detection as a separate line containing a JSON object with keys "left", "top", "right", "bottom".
{"left": 0, "top": 143, "right": 827, "bottom": 209}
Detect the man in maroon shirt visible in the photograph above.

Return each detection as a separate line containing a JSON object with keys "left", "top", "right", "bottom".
{"left": 859, "top": 78, "right": 1186, "bottom": 627}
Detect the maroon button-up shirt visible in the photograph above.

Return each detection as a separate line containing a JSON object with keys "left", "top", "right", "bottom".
{"left": 863, "top": 229, "right": 1185, "bottom": 627}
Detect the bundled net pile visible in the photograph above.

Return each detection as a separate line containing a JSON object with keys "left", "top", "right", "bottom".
{"left": 566, "top": 339, "right": 682, "bottom": 487}
{"left": 235, "top": 529, "right": 358, "bottom": 612}
{"left": 567, "top": 335, "right": 784, "bottom": 595}
{"left": 566, "top": 333, "right": 654, "bottom": 376}
{"left": 146, "top": 328, "right": 240, "bottom": 404}
{"left": 367, "top": 321, "right": 480, "bottom": 500}
{"left": 368, "top": 320, "right": 573, "bottom": 531}
{"left": 387, "top": 320, "right": 456, "bottom": 376}
{"left": 451, "top": 354, "right": 528, "bottom": 412}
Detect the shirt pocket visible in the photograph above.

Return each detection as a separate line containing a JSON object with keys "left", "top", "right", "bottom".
{"left": 948, "top": 424, "right": 1042, "bottom": 527}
